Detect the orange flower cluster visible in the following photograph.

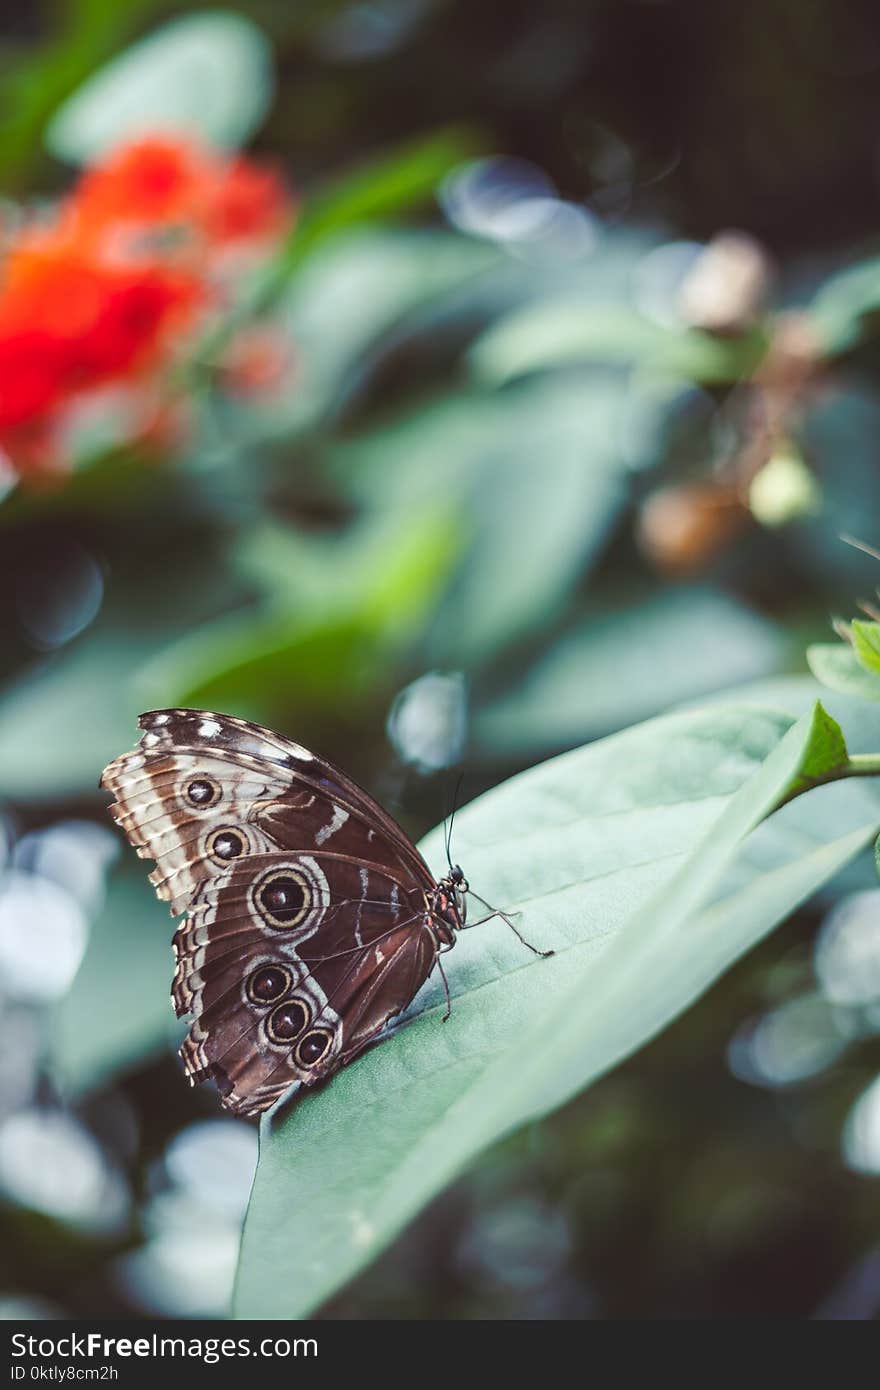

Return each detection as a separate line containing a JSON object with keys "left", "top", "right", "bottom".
{"left": 0, "top": 136, "right": 293, "bottom": 480}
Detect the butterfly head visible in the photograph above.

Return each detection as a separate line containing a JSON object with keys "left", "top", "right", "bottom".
{"left": 431, "top": 864, "right": 469, "bottom": 945}
{"left": 449, "top": 863, "right": 469, "bottom": 916}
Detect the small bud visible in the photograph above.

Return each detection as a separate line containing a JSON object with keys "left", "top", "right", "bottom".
{"left": 220, "top": 325, "right": 296, "bottom": 400}
{"left": 747, "top": 444, "right": 822, "bottom": 527}
{"left": 637, "top": 481, "right": 750, "bottom": 576}
{"left": 677, "top": 231, "right": 773, "bottom": 334}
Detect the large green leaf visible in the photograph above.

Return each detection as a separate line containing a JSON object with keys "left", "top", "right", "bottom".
{"left": 234, "top": 703, "right": 878, "bottom": 1318}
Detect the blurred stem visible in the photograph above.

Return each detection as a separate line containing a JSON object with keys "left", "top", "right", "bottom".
{"left": 773, "top": 752, "right": 880, "bottom": 813}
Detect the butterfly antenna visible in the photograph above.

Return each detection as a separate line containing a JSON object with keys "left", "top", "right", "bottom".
{"left": 445, "top": 771, "right": 464, "bottom": 872}
{"left": 441, "top": 777, "right": 452, "bottom": 869}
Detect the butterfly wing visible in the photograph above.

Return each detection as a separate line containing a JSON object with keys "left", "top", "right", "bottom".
{"left": 101, "top": 709, "right": 440, "bottom": 1115}
{"left": 176, "top": 861, "right": 437, "bottom": 1115}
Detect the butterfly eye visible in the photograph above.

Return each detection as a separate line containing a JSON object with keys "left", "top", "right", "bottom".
{"left": 296, "top": 1029, "right": 333, "bottom": 1068}
{"left": 247, "top": 965, "right": 291, "bottom": 1005}
{"left": 207, "top": 828, "right": 246, "bottom": 861}
{"left": 185, "top": 777, "right": 221, "bottom": 809}
{"left": 254, "top": 870, "right": 310, "bottom": 930}
{"left": 267, "top": 998, "right": 310, "bottom": 1044}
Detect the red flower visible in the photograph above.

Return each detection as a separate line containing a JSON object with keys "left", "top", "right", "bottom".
{"left": 0, "top": 134, "right": 294, "bottom": 480}
{"left": 202, "top": 157, "right": 291, "bottom": 246}
{"left": 71, "top": 138, "right": 206, "bottom": 229}
{"left": 0, "top": 230, "right": 202, "bottom": 432}
{"left": 70, "top": 136, "right": 292, "bottom": 250}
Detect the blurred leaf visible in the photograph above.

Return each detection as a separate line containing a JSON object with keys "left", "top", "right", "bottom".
{"left": 279, "top": 128, "right": 479, "bottom": 275}
{"left": 0, "top": 448, "right": 177, "bottom": 528}
{"left": 0, "top": 636, "right": 151, "bottom": 801}
{"left": 136, "top": 611, "right": 377, "bottom": 725}
{"left": 469, "top": 301, "right": 765, "bottom": 386}
{"left": 45, "top": 10, "right": 273, "bottom": 163}
{"left": 851, "top": 620, "right": 880, "bottom": 675}
{"left": 334, "top": 377, "right": 635, "bottom": 664}
{"left": 52, "top": 866, "right": 178, "bottom": 1093}
{"left": 133, "top": 511, "right": 460, "bottom": 723}
{"left": 440, "top": 447, "right": 622, "bottom": 665}
{"left": 201, "top": 128, "right": 479, "bottom": 362}
{"left": 0, "top": 543, "right": 242, "bottom": 799}
{"left": 0, "top": 0, "right": 160, "bottom": 185}
{"left": 236, "top": 705, "right": 876, "bottom": 1317}
{"left": 810, "top": 254, "right": 880, "bottom": 354}
{"left": 259, "top": 228, "right": 498, "bottom": 434}
{"left": 690, "top": 672, "right": 880, "bottom": 751}
{"left": 475, "top": 588, "right": 787, "bottom": 756}
{"left": 808, "top": 643, "right": 880, "bottom": 703}
{"left": 789, "top": 386, "right": 880, "bottom": 588}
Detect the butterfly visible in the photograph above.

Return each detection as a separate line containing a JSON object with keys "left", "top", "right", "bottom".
{"left": 100, "top": 709, "right": 547, "bottom": 1117}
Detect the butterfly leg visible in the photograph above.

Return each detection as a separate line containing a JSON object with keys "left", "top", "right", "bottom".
{"left": 436, "top": 954, "right": 453, "bottom": 1022}
{"left": 462, "top": 893, "right": 554, "bottom": 958}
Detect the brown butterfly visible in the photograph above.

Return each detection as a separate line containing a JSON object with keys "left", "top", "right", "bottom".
{"left": 100, "top": 709, "right": 547, "bottom": 1117}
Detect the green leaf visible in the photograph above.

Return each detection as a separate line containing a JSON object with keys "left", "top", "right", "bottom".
{"left": 192, "top": 128, "right": 479, "bottom": 390}
{"left": 809, "top": 255, "right": 880, "bottom": 354}
{"left": 52, "top": 867, "right": 179, "bottom": 1093}
{"left": 45, "top": 11, "right": 273, "bottom": 163}
{"left": 474, "top": 587, "right": 787, "bottom": 755}
{"left": 332, "top": 378, "right": 635, "bottom": 664}
{"left": 0, "top": 636, "right": 152, "bottom": 801}
{"left": 680, "top": 672, "right": 880, "bottom": 898}
{"left": 780, "top": 700, "right": 849, "bottom": 801}
{"left": 235, "top": 704, "right": 874, "bottom": 1318}
{"left": 263, "top": 228, "right": 498, "bottom": 435}
{"left": 468, "top": 301, "right": 765, "bottom": 386}
{"left": 441, "top": 442, "right": 625, "bottom": 665}
{"left": 807, "top": 642, "right": 880, "bottom": 702}
{"left": 202, "top": 128, "right": 478, "bottom": 358}
{"left": 786, "top": 388, "right": 880, "bottom": 590}
{"left": 136, "top": 611, "right": 379, "bottom": 727}
{"left": 278, "top": 128, "right": 479, "bottom": 277}
{"left": 851, "top": 620, "right": 880, "bottom": 675}
{"left": 0, "top": 0, "right": 160, "bottom": 185}
{"left": 133, "top": 512, "right": 460, "bottom": 722}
